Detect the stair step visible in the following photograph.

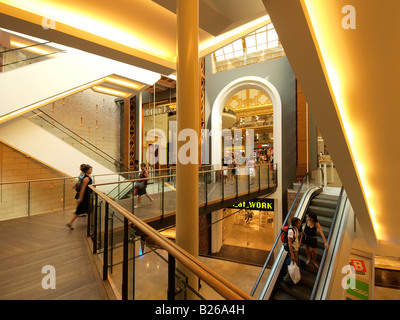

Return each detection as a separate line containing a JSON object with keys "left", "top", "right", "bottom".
{"left": 307, "top": 205, "right": 335, "bottom": 218}
{"left": 315, "top": 193, "right": 339, "bottom": 201}
{"left": 316, "top": 215, "right": 333, "bottom": 228}
{"left": 299, "top": 268, "right": 317, "bottom": 288}
{"left": 321, "top": 225, "right": 330, "bottom": 238}
{"left": 299, "top": 246, "right": 325, "bottom": 262}
{"left": 271, "top": 289, "right": 298, "bottom": 300}
{"left": 311, "top": 198, "right": 338, "bottom": 209}
{"left": 276, "top": 280, "right": 313, "bottom": 300}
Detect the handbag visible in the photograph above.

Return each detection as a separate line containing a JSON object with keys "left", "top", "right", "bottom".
{"left": 135, "top": 181, "right": 145, "bottom": 189}
{"left": 288, "top": 260, "right": 301, "bottom": 284}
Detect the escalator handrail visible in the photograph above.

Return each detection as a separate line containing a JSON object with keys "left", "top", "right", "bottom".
{"left": 0, "top": 50, "right": 67, "bottom": 68}
{"left": 250, "top": 168, "right": 324, "bottom": 297}
{"left": 309, "top": 186, "right": 345, "bottom": 300}
{"left": 0, "top": 41, "right": 52, "bottom": 54}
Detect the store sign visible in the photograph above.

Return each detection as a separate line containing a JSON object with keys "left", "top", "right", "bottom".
{"left": 230, "top": 199, "right": 274, "bottom": 211}
{"left": 344, "top": 252, "right": 373, "bottom": 300}
{"left": 346, "top": 279, "right": 369, "bottom": 300}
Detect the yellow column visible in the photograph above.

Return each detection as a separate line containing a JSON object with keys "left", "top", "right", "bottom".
{"left": 176, "top": 0, "right": 199, "bottom": 295}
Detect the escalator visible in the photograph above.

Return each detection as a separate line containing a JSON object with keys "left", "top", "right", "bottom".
{"left": 270, "top": 191, "right": 339, "bottom": 300}
{"left": 251, "top": 165, "right": 349, "bottom": 300}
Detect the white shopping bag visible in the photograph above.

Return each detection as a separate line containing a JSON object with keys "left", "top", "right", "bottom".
{"left": 288, "top": 261, "right": 301, "bottom": 284}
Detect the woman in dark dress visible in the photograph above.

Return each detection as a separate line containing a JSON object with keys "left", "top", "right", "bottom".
{"left": 67, "top": 164, "right": 92, "bottom": 230}
{"left": 134, "top": 163, "right": 153, "bottom": 208}
{"left": 301, "top": 213, "right": 329, "bottom": 268}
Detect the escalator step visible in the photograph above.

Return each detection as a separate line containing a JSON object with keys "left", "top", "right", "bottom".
{"left": 299, "top": 247, "right": 324, "bottom": 263}
{"left": 307, "top": 205, "right": 335, "bottom": 218}
{"left": 311, "top": 198, "right": 338, "bottom": 209}
{"left": 276, "top": 280, "right": 313, "bottom": 300}
{"left": 315, "top": 194, "right": 339, "bottom": 201}
{"left": 311, "top": 215, "right": 333, "bottom": 228}
{"left": 300, "top": 268, "right": 317, "bottom": 288}
{"left": 272, "top": 289, "right": 298, "bottom": 300}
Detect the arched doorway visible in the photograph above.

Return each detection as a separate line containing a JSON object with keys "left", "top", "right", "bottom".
{"left": 211, "top": 76, "right": 281, "bottom": 183}
{"left": 210, "top": 76, "right": 283, "bottom": 250}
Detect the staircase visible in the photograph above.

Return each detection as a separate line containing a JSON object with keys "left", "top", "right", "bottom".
{"left": 270, "top": 192, "right": 339, "bottom": 300}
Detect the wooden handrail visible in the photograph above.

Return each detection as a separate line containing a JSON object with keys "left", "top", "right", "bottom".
{"left": 89, "top": 185, "right": 254, "bottom": 300}
{"left": 0, "top": 163, "right": 274, "bottom": 186}
{"left": 91, "top": 163, "right": 275, "bottom": 187}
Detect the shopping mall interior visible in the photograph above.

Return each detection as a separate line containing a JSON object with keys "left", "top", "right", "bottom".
{"left": 0, "top": 0, "right": 399, "bottom": 302}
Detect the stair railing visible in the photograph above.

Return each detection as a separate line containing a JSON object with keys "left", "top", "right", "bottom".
{"left": 26, "top": 109, "right": 128, "bottom": 172}
{"left": 0, "top": 41, "right": 66, "bottom": 71}
{"left": 88, "top": 179, "right": 255, "bottom": 300}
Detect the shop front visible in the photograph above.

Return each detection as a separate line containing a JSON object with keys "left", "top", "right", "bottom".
{"left": 208, "top": 198, "right": 276, "bottom": 266}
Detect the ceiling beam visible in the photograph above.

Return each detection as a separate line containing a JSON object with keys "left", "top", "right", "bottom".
{"left": 0, "top": 9, "right": 175, "bottom": 75}
{"left": 262, "top": 0, "right": 377, "bottom": 245}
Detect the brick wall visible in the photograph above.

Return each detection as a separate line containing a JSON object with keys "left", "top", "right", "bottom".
{"left": 0, "top": 142, "right": 77, "bottom": 220}
{"left": 40, "top": 88, "right": 121, "bottom": 165}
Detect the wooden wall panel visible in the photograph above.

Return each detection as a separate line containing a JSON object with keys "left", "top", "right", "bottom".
{"left": 296, "top": 82, "right": 309, "bottom": 180}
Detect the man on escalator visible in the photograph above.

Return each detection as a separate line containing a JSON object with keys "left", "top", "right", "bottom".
{"left": 283, "top": 217, "right": 302, "bottom": 284}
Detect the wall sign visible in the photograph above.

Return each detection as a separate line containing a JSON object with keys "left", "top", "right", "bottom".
{"left": 230, "top": 199, "right": 274, "bottom": 211}
{"left": 345, "top": 251, "right": 374, "bottom": 300}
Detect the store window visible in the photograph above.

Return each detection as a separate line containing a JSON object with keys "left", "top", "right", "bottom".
{"left": 209, "top": 199, "right": 275, "bottom": 265}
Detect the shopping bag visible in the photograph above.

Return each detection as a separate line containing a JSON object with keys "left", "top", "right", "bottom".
{"left": 288, "top": 261, "right": 301, "bottom": 284}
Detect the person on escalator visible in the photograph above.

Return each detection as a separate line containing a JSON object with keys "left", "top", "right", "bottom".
{"left": 283, "top": 217, "right": 301, "bottom": 284}
{"left": 301, "top": 213, "right": 329, "bottom": 269}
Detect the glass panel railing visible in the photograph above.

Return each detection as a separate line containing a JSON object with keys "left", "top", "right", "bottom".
{"left": 0, "top": 177, "right": 78, "bottom": 221}
{"left": 0, "top": 40, "right": 67, "bottom": 73}
{"left": 89, "top": 185, "right": 255, "bottom": 300}
{"left": 94, "top": 164, "right": 277, "bottom": 222}
{"left": 98, "top": 208, "right": 206, "bottom": 300}
{"left": 0, "top": 181, "right": 29, "bottom": 221}
{"left": 0, "top": 164, "right": 276, "bottom": 222}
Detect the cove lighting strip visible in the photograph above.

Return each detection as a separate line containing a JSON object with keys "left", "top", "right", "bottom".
{"left": 0, "top": 78, "right": 105, "bottom": 124}
{"left": 302, "top": 0, "right": 380, "bottom": 239}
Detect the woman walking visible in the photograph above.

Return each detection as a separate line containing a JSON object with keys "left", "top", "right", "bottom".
{"left": 134, "top": 163, "right": 154, "bottom": 208}
{"left": 67, "top": 164, "right": 92, "bottom": 230}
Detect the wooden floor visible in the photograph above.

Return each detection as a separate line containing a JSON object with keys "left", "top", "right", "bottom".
{"left": 0, "top": 210, "right": 111, "bottom": 300}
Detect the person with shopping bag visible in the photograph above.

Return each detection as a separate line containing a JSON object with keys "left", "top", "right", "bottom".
{"left": 283, "top": 217, "right": 302, "bottom": 284}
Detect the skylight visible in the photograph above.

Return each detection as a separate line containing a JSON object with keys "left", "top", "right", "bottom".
{"left": 211, "top": 23, "right": 285, "bottom": 73}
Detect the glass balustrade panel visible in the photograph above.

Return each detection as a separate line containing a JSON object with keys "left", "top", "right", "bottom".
{"left": 0, "top": 182, "right": 29, "bottom": 220}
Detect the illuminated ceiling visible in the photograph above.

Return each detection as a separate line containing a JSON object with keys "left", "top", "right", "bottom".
{"left": 0, "top": 0, "right": 270, "bottom": 74}
{"left": 263, "top": 0, "right": 400, "bottom": 248}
